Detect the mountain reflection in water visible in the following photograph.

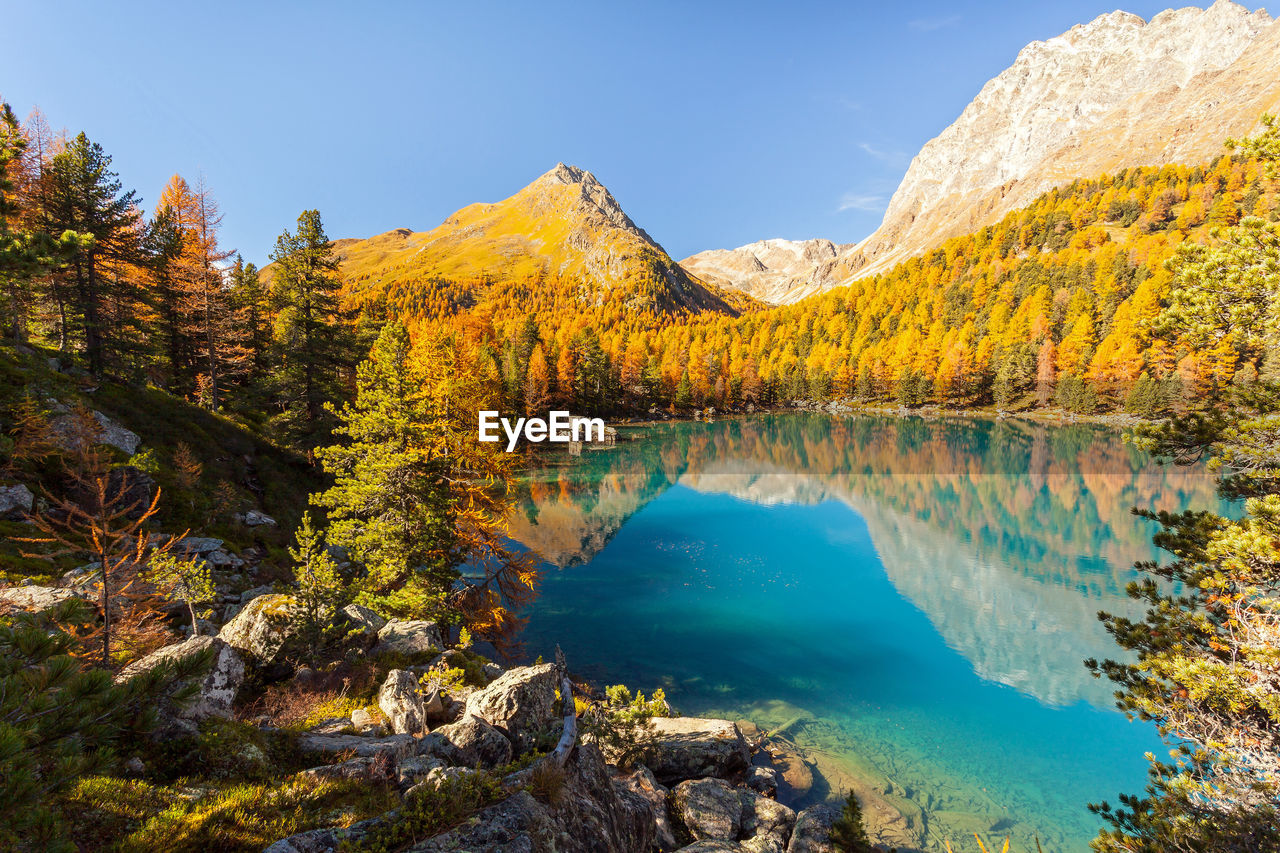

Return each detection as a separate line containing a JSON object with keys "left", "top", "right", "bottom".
{"left": 506, "top": 414, "right": 1224, "bottom": 852}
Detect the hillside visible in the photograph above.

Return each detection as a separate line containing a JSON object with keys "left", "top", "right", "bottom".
{"left": 335, "top": 164, "right": 752, "bottom": 318}
{"left": 686, "top": 0, "right": 1280, "bottom": 304}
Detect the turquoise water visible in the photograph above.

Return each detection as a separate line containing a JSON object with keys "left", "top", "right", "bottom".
{"left": 505, "top": 414, "right": 1225, "bottom": 852}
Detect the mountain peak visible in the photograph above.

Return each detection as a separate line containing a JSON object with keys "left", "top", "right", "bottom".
{"left": 541, "top": 163, "right": 594, "bottom": 186}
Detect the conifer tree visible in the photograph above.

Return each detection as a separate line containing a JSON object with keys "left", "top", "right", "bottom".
{"left": 43, "top": 132, "right": 141, "bottom": 376}
{"left": 288, "top": 512, "right": 346, "bottom": 667}
{"left": 268, "top": 209, "right": 350, "bottom": 451}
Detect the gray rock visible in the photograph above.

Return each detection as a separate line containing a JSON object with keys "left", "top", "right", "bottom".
{"left": 463, "top": 662, "right": 558, "bottom": 753}
{"left": 351, "top": 707, "right": 378, "bottom": 729}
{"left": 419, "top": 714, "right": 513, "bottom": 769}
{"left": 375, "top": 619, "right": 443, "bottom": 657}
{"left": 0, "top": 483, "right": 33, "bottom": 519}
{"left": 179, "top": 537, "right": 225, "bottom": 555}
{"left": 407, "top": 743, "right": 654, "bottom": 853}
{"left": 786, "top": 805, "right": 838, "bottom": 853}
{"left": 673, "top": 779, "right": 796, "bottom": 850}
{"left": 238, "top": 584, "right": 274, "bottom": 603}
{"left": 611, "top": 763, "right": 678, "bottom": 850}
{"left": 341, "top": 602, "right": 387, "bottom": 635}
{"left": 307, "top": 717, "right": 352, "bottom": 736}
{"left": 748, "top": 765, "right": 780, "bottom": 797}
{"left": 673, "top": 778, "right": 744, "bottom": 841}
{"left": 205, "top": 549, "right": 244, "bottom": 569}
{"left": 296, "top": 732, "right": 416, "bottom": 760}
{"left": 396, "top": 755, "right": 445, "bottom": 788}
{"left": 676, "top": 843, "right": 749, "bottom": 853}
{"left": 646, "top": 717, "right": 752, "bottom": 785}
{"left": 91, "top": 411, "right": 140, "bottom": 454}
{"left": 116, "top": 635, "right": 244, "bottom": 723}
{"left": 0, "top": 584, "right": 89, "bottom": 612}
{"left": 378, "top": 669, "right": 425, "bottom": 735}
{"left": 482, "top": 661, "right": 505, "bottom": 681}
{"left": 217, "top": 593, "right": 299, "bottom": 665}
{"left": 243, "top": 509, "right": 277, "bottom": 526}
{"left": 300, "top": 754, "right": 394, "bottom": 783}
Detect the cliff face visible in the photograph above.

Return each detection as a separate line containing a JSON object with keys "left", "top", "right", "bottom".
{"left": 685, "top": 1, "right": 1280, "bottom": 303}
{"left": 679, "top": 238, "right": 844, "bottom": 305}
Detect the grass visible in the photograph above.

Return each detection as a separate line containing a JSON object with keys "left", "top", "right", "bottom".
{"left": 63, "top": 775, "right": 399, "bottom": 853}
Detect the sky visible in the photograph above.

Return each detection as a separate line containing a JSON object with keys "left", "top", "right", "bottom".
{"left": 2, "top": 0, "right": 1195, "bottom": 264}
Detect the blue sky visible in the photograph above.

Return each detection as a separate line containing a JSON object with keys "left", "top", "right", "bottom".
{"left": 2, "top": 0, "right": 1189, "bottom": 263}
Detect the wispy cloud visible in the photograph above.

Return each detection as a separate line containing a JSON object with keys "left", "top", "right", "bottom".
{"left": 837, "top": 192, "right": 885, "bottom": 213}
{"left": 858, "top": 142, "right": 909, "bottom": 165}
{"left": 908, "top": 14, "right": 961, "bottom": 32}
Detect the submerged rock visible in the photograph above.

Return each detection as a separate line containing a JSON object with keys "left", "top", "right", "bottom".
{"left": 646, "top": 717, "right": 751, "bottom": 785}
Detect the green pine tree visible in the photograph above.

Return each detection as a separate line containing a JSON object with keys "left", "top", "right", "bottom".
{"left": 288, "top": 512, "right": 347, "bottom": 667}
{"left": 268, "top": 209, "right": 351, "bottom": 452}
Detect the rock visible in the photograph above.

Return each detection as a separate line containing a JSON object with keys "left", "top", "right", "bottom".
{"left": 0, "top": 585, "right": 88, "bottom": 612}
{"left": 611, "top": 763, "right": 677, "bottom": 850}
{"left": 217, "top": 593, "right": 299, "bottom": 665}
{"left": 179, "top": 537, "right": 225, "bottom": 556}
{"left": 307, "top": 717, "right": 352, "bottom": 736}
{"left": 463, "top": 661, "right": 558, "bottom": 753}
{"left": 407, "top": 743, "right": 654, "bottom": 853}
{"left": 296, "top": 732, "right": 416, "bottom": 760}
{"left": 396, "top": 755, "right": 445, "bottom": 789}
{"left": 238, "top": 584, "right": 274, "bottom": 603}
{"left": 124, "top": 757, "right": 145, "bottom": 774}
{"left": 767, "top": 741, "right": 814, "bottom": 803}
{"left": 300, "top": 754, "right": 394, "bottom": 783}
{"left": 646, "top": 717, "right": 751, "bottom": 785}
{"left": 116, "top": 635, "right": 244, "bottom": 725}
{"left": 243, "top": 509, "right": 277, "bottom": 527}
{"left": 673, "top": 779, "right": 796, "bottom": 850}
{"left": 0, "top": 483, "right": 33, "bottom": 519}
{"left": 341, "top": 603, "right": 387, "bottom": 635}
{"left": 378, "top": 669, "right": 425, "bottom": 735}
{"left": 91, "top": 411, "right": 140, "bottom": 454}
{"left": 676, "top": 843, "right": 748, "bottom": 853}
{"left": 672, "top": 778, "right": 744, "bottom": 841}
{"left": 747, "top": 765, "right": 780, "bottom": 798}
{"left": 482, "top": 661, "right": 505, "bottom": 681}
{"left": 102, "top": 466, "right": 155, "bottom": 519}
{"left": 264, "top": 817, "right": 392, "bottom": 853}
{"left": 351, "top": 708, "right": 378, "bottom": 729}
{"left": 786, "top": 806, "right": 838, "bottom": 853}
{"left": 419, "top": 715, "right": 513, "bottom": 769}
{"left": 421, "top": 686, "right": 446, "bottom": 722}
{"left": 205, "top": 549, "right": 243, "bottom": 569}
{"left": 375, "top": 619, "right": 443, "bottom": 657}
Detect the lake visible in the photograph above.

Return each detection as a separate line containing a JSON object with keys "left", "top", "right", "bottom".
{"left": 504, "top": 413, "right": 1224, "bottom": 852}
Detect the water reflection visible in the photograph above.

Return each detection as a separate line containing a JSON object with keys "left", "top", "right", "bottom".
{"left": 506, "top": 414, "right": 1222, "bottom": 851}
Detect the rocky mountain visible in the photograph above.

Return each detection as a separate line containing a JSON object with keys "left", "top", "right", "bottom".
{"left": 687, "top": 0, "right": 1280, "bottom": 303}
{"left": 338, "top": 163, "right": 747, "bottom": 316}
{"left": 679, "top": 238, "right": 843, "bottom": 305}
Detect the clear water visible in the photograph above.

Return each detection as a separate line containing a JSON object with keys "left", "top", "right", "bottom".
{"left": 505, "top": 414, "right": 1226, "bottom": 852}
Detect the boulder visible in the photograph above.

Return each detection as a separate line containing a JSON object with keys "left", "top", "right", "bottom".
{"left": 178, "top": 537, "right": 225, "bottom": 556}
{"left": 786, "top": 806, "right": 838, "bottom": 853}
{"left": 611, "top": 763, "right": 677, "bottom": 850}
{"left": 0, "top": 483, "right": 33, "bottom": 519}
{"left": 341, "top": 603, "right": 387, "bottom": 635}
{"left": 296, "top": 732, "right": 416, "bottom": 761}
{"left": 350, "top": 707, "right": 378, "bottom": 729}
{"left": 396, "top": 755, "right": 445, "bottom": 789}
{"left": 0, "top": 585, "right": 88, "bottom": 612}
{"left": 672, "top": 778, "right": 744, "bottom": 841}
{"left": 91, "top": 410, "right": 140, "bottom": 454}
{"left": 116, "top": 635, "right": 244, "bottom": 724}
{"left": 217, "top": 593, "right": 299, "bottom": 665}
{"left": 300, "top": 754, "right": 394, "bottom": 783}
{"left": 378, "top": 669, "right": 425, "bottom": 735}
{"left": 673, "top": 779, "right": 796, "bottom": 851}
{"left": 463, "top": 661, "right": 558, "bottom": 752}
{"left": 243, "top": 509, "right": 277, "bottom": 527}
{"left": 102, "top": 466, "right": 155, "bottom": 519}
{"left": 238, "top": 584, "right": 274, "bottom": 603}
{"left": 646, "top": 717, "right": 751, "bottom": 785}
{"left": 747, "top": 765, "right": 780, "bottom": 798}
{"left": 419, "top": 714, "right": 513, "bottom": 769}
{"left": 375, "top": 619, "right": 443, "bottom": 657}
{"left": 407, "top": 743, "right": 654, "bottom": 853}
{"left": 676, "top": 844, "right": 749, "bottom": 853}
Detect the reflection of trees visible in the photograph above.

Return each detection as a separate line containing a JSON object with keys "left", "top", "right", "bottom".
{"left": 507, "top": 414, "right": 1222, "bottom": 705}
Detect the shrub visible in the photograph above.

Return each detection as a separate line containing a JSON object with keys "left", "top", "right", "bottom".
{"left": 340, "top": 771, "right": 505, "bottom": 852}
{"left": 580, "top": 684, "right": 670, "bottom": 769}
